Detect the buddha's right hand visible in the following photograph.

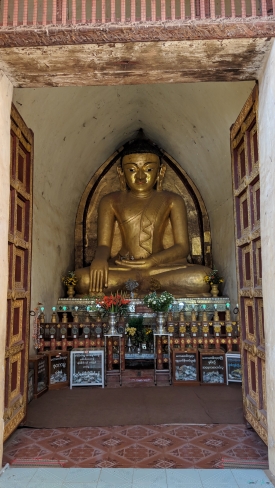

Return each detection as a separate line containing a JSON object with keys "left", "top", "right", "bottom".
{"left": 89, "top": 260, "right": 108, "bottom": 293}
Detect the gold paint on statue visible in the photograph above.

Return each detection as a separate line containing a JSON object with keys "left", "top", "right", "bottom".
{"left": 191, "top": 237, "right": 202, "bottom": 256}
{"left": 75, "top": 147, "right": 211, "bottom": 297}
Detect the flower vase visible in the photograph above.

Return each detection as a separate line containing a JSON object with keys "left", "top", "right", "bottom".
{"left": 67, "top": 285, "right": 75, "bottom": 298}
{"left": 211, "top": 283, "right": 219, "bottom": 297}
{"left": 156, "top": 311, "right": 167, "bottom": 334}
{"left": 108, "top": 312, "right": 118, "bottom": 335}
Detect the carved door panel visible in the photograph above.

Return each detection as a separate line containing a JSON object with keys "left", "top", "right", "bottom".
{"left": 231, "top": 84, "right": 267, "bottom": 444}
{"left": 4, "top": 105, "right": 33, "bottom": 441}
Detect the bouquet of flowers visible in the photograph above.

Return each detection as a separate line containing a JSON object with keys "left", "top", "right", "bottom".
{"left": 97, "top": 293, "right": 130, "bottom": 316}
{"left": 125, "top": 326, "right": 137, "bottom": 337}
{"left": 62, "top": 271, "right": 78, "bottom": 286}
{"left": 204, "top": 269, "right": 223, "bottom": 285}
{"left": 143, "top": 291, "right": 174, "bottom": 312}
{"left": 125, "top": 316, "right": 153, "bottom": 345}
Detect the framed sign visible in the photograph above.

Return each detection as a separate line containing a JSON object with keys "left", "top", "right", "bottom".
{"left": 226, "top": 352, "right": 242, "bottom": 385}
{"left": 29, "top": 354, "right": 48, "bottom": 398}
{"left": 43, "top": 351, "right": 69, "bottom": 389}
{"left": 172, "top": 349, "right": 199, "bottom": 385}
{"left": 70, "top": 348, "right": 104, "bottom": 388}
{"left": 199, "top": 349, "right": 226, "bottom": 385}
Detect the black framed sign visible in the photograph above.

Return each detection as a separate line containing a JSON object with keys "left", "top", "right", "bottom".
{"left": 29, "top": 354, "right": 48, "bottom": 398}
{"left": 36, "top": 356, "right": 48, "bottom": 393}
{"left": 172, "top": 349, "right": 199, "bottom": 385}
{"left": 47, "top": 351, "right": 69, "bottom": 389}
{"left": 199, "top": 349, "right": 226, "bottom": 385}
{"left": 70, "top": 348, "right": 104, "bottom": 388}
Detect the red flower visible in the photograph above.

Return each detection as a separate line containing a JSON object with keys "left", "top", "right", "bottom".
{"left": 96, "top": 294, "right": 130, "bottom": 313}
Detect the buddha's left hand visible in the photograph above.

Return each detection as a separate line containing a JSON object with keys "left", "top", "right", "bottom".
{"left": 114, "top": 258, "right": 155, "bottom": 269}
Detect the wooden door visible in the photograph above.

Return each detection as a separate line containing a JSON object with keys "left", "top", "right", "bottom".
{"left": 4, "top": 105, "right": 33, "bottom": 441}
{"left": 231, "top": 84, "right": 267, "bottom": 444}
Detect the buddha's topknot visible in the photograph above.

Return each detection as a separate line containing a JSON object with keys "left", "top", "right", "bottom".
{"left": 121, "top": 129, "right": 162, "bottom": 159}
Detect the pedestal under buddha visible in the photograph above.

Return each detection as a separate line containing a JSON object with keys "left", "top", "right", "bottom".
{"left": 75, "top": 139, "right": 211, "bottom": 297}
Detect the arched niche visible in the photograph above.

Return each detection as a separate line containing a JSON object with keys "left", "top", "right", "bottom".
{"left": 75, "top": 142, "right": 212, "bottom": 270}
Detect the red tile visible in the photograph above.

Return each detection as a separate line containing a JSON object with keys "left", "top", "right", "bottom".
{"left": 3, "top": 423, "right": 268, "bottom": 469}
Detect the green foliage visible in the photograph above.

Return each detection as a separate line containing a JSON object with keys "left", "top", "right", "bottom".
{"left": 127, "top": 316, "right": 143, "bottom": 329}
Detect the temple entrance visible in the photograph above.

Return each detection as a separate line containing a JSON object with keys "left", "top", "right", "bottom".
{"left": 3, "top": 82, "right": 268, "bottom": 471}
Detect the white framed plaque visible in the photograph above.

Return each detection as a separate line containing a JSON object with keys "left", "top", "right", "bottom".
{"left": 70, "top": 348, "right": 104, "bottom": 389}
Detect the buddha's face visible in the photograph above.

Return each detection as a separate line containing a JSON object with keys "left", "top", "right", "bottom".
{"left": 122, "top": 153, "right": 160, "bottom": 194}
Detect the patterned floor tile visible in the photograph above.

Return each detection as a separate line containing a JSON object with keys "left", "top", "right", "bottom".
{"left": 5, "top": 444, "right": 52, "bottom": 462}
{"left": 69, "top": 428, "right": 110, "bottom": 442}
{"left": 212, "top": 425, "right": 254, "bottom": 442}
{"left": 76, "top": 458, "right": 112, "bottom": 469}
{"left": 223, "top": 444, "right": 268, "bottom": 460}
{"left": 20, "top": 429, "right": 63, "bottom": 441}
{"left": 165, "top": 425, "right": 212, "bottom": 441}
{"left": 3, "top": 424, "right": 268, "bottom": 471}
{"left": 59, "top": 445, "right": 105, "bottom": 464}
{"left": 118, "top": 426, "right": 160, "bottom": 440}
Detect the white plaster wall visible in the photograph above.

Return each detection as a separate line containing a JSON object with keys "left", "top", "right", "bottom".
{"left": 134, "top": 82, "right": 252, "bottom": 305}
{"left": 12, "top": 81, "right": 253, "bottom": 333}
{"left": 258, "top": 39, "right": 275, "bottom": 476}
{"left": 0, "top": 71, "right": 13, "bottom": 460}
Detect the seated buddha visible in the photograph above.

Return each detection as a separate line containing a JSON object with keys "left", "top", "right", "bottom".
{"left": 75, "top": 139, "right": 211, "bottom": 297}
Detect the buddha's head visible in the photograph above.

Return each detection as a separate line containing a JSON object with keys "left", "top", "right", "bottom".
{"left": 118, "top": 139, "right": 166, "bottom": 193}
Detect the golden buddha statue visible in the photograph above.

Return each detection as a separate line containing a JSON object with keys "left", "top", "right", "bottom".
{"left": 75, "top": 139, "right": 211, "bottom": 297}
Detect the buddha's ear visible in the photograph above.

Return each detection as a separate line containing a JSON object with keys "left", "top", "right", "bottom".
{"left": 156, "top": 162, "right": 166, "bottom": 192}
{"left": 117, "top": 164, "right": 127, "bottom": 191}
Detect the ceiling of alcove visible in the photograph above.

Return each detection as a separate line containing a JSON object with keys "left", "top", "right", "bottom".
{"left": 1, "top": 38, "right": 272, "bottom": 87}
{"left": 13, "top": 80, "right": 254, "bottom": 216}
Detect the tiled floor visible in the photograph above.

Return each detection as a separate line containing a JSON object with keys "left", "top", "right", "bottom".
{"left": 3, "top": 424, "right": 268, "bottom": 469}
{"left": 0, "top": 467, "right": 273, "bottom": 488}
